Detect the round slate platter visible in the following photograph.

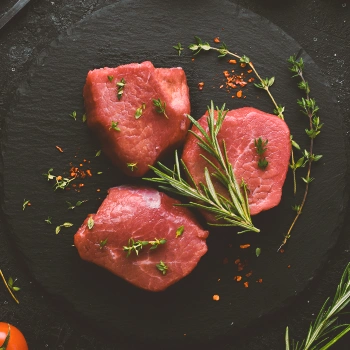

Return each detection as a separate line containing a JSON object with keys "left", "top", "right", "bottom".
{"left": 1, "top": 0, "right": 347, "bottom": 345}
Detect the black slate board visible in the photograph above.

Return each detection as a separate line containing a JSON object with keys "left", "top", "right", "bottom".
{"left": 1, "top": 0, "right": 347, "bottom": 345}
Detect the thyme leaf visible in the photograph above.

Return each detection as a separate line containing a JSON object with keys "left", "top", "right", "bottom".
{"left": 152, "top": 98, "right": 168, "bottom": 119}
{"left": 117, "top": 78, "right": 126, "bottom": 100}
{"left": 145, "top": 101, "right": 259, "bottom": 234}
{"left": 176, "top": 225, "right": 184, "bottom": 238}
{"left": 173, "top": 42, "right": 184, "bottom": 56}
{"left": 70, "top": 111, "right": 77, "bottom": 121}
{"left": 66, "top": 200, "right": 88, "bottom": 210}
{"left": 22, "top": 199, "right": 30, "bottom": 211}
{"left": 55, "top": 222, "right": 73, "bottom": 234}
{"left": 127, "top": 163, "right": 138, "bottom": 172}
{"left": 45, "top": 216, "right": 52, "bottom": 224}
{"left": 99, "top": 238, "right": 108, "bottom": 249}
{"left": 110, "top": 121, "right": 120, "bottom": 131}
{"left": 87, "top": 216, "right": 94, "bottom": 230}
{"left": 123, "top": 238, "right": 166, "bottom": 257}
{"left": 156, "top": 261, "right": 168, "bottom": 275}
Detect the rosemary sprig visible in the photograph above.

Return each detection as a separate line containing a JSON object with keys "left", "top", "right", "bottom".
{"left": 286, "top": 262, "right": 350, "bottom": 350}
{"left": 123, "top": 238, "right": 166, "bottom": 257}
{"left": 278, "top": 56, "right": 323, "bottom": 251}
{"left": 145, "top": 101, "right": 259, "bottom": 234}
{"left": 188, "top": 36, "right": 285, "bottom": 120}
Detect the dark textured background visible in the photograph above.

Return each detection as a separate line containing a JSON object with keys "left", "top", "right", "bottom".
{"left": 0, "top": 0, "right": 349, "bottom": 349}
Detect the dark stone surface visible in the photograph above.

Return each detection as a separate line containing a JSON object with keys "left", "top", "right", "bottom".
{"left": 0, "top": 0, "right": 349, "bottom": 349}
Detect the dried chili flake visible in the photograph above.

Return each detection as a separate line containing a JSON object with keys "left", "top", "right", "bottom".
{"left": 244, "top": 282, "right": 249, "bottom": 288}
{"left": 248, "top": 78, "right": 255, "bottom": 83}
{"left": 236, "top": 90, "right": 243, "bottom": 98}
{"left": 257, "top": 278, "right": 263, "bottom": 283}
{"left": 247, "top": 69, "right": 253, "bottom": 73}
{"left": 239, "top": 244, "right": 250, "bottom": 249}
{"left": 240, "top": 63, "right": 247, "bottom": 68}
{"left": 280, "top": 249, "right": 285, "bottom": 254}
{"left": 234, "top": 259, "right": 240, "bottom": 265}
{"left": 198, "top": 82, "right": 205, "bottom": 90}
{"left": 96, "top": 188, "right": 101, "bottom": 192}
{"left": 287, "top": 265, "right": 291, "bottom": 268}
{"left": 86, "top": 169, "right": 92, "bottom": 177}
{"left": 212, "top": 294, "right": 220, "bottom": 301}
{"left": 245, "top": 271, "right": 253, "bottom": 278}
{"left": 213, "top": 37, "right": 220, "bottom": 43}
{"left": 55, "top": 146, "right": 64, "bottom": 153}
{"left": 235, "top": 276, "right": 242, "bottom": 282}
{"left": 228, "top": 59, "right": 237, "bottom": 64}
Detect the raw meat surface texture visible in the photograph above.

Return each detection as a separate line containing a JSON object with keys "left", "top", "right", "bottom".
{"left": 74, "top": 186, "right": 208, "bottom": 292}
{"left": 83, "top": 61, "right": 191, "bottom": 177}
{"left": 182, "top": 107, "right": 291, "bottom": 216}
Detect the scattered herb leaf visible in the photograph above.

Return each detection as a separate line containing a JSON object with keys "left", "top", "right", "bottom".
{"left": 22, "top": 199, "right": 30, "bottom": 211}
{"left": 56, "top": 222, "right": 73, "bottom": 234}
{"left": 127, "top": 163, "right": 138, "bottom": 172}
{"left": 152, "top": 98, "right": 168, "bottom": 119}
{"left": 107, "top": 75, "right": 114, "bottom": 82}
{"left": 87, "top": 216, "right": 94, "bottom": 230}
{"left": 176, "top": 226, "right": 184, "bottom": 238}
{"left": 45, "top": 216, "right": 52, "bottom": 224}
{"left": 66, "top": 200, "right": 88, "bottom": 210}
{"left": 156, "top": 261, "right": 168, "bottom": 275}
{"left": 256, "top": 247, "right": 261, "bottom": 257}
{"left": 82, "top": 113, "right": 87, "bottom": 122}
{"left": 123, "top": 238, "right": 166, "bottom": 257}
{"left": 117, "top": 78, "right": 126, "bottom": 100}
{"left": 95, "top": 149, "right": 101, "bottom": 157}
{"left": 99, "top": 238, "right": 108, "bottom": 249}
{"left": 135, "top": 103, "right": 146, "bottom": 119}
{"left": 70, "top": 111, "right": 77, "bottom": 121}
{"left": 7, "top": 277, "right": 20, "bottom": 292}
{"left": 110, "top": 120, "right": 120, "bottom": 131}
{"left": 173, "top": 42, "right": 184, "bottom": 56}
{"left": 97, "top": 171, "right": 103, "bottom": 175}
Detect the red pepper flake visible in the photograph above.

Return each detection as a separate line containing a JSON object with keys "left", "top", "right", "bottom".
{"left": 280, "top": 249, "right": 285, "bottom": 254}
{"left": 239, "top": 244, "right": 250, "bottom": 249}
{"left": 212, "top": 294, "right": 220, "bottom": 301}
{"left": 223, "top": 257, "right": 229, "bottom": 264}
{"left": 247, "top": 69, "right": 253, "bottom": 73}
{"left": 236, "top": 90, "right": 243, "bottom": 98}
{"left": 80, "top": 163, "right": 83, "bottom": 167}
{"left": 234, "top": 259, "right": 240, "bottom": 265}
{"left": 213, "top": 37, "right": 220, "bottom": 43}
{"left": 228, "top": 59, "right": 237, "bottom": 64}
{"left": 56, "top": 176, "right": 62, "bottom": 181}
{"left": 55, "top": 146, "right": 64, "bottom": 153}
{"left": 235, "top": 276, "right": 242, "bottom": 282}
{"left": 198, "top": 82, "right": 205, "bottom": 90}
{"left": 217, "top": 278, "right": 221, "bottom": 282}
{"left": 287, "top": 265, "right": 291, "bottom": 268}
{"left": 240, "top": 63, "right": 247, "bottom": 68}
{"left": 86, "top": 169, "right": 92, "bottom": 177}
{"left": 245, "top": 271, "right": 253, "bottom": 278}
{"left": 27, "top": 202, "right": 31, "bottom": 206}
{"left": 244, "top": 282, "right": 249, "bottom": 288}
{"left": 191, "top": 58, "right": 195, "bottom": 62}
{"left": 258, "top": 278, "right": 263, "bottom": 283}
{"left": 248, "top": 78, "right": 255, "bottom": 83}
{"left": 78, "top": 184, "right": 84, "bottom": 188}
{"left": 96, "top": 188, "right": 101, "bottom": 192}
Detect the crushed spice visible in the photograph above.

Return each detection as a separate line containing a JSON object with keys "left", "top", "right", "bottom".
{"left": 55, "top": 146, "right": 64, "bottom": 153}
{"left": 213, "top": 294, "right": 220, "bottom": 301}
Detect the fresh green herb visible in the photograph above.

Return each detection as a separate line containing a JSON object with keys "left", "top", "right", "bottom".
{"left": 176, "top": 225, "right": 184, "bottom": 238}
{"left": 99, "top": 238, "right": 108, "bottom": 249}
{"left": 110, "top": 121, "right": 120, "bottom": 131}
{"left": 123, "top": 238, "right": 166, "bottom": 257}
{"left": 0, "top": 269, "right": 19, "bottom": 304}
{"left": 97, "top": 171, "right": 103, "bottom": 175}
{"left": 258, "top": 158, "right": 269, "bottom": 170}
{"left": 117, "top": 78, "right": 126, "bottom": 100}
{"left": 156, "top": 261, "right": 168, "bottom": 275}
{"left": 278, "top": 55, "right": 323, "bottom": 252}
{"left": 55, "top": 222, "right": 73, "bottom": 234}
{"left": 152, "top": 98, "right": 168, "bottom": 119}
{"left": 173, "top": 42, "right": 184, "bottom": 56}
{"left": 127, "top": 163, "right": 138, "bottom": 172}
{"left": 7, "top": 277, "right": 20, "bottom": 292}
{"left": 188, "top": 36, "right": 285, "bottom": 120}
{"left": 70, "top": 111, "right": 77, "bottom": 121}
{"left": 43, "top": 168, "right": 75, "bottom": 191}
{"left": 254, "top": 138, "right": 268, "bottom": 156}
{"left": 22, "top": 199, "right": 30, "bottom": 211}
{"left": 107, "top": 75, "right": 114, "bottom": 82}
{"left": 145, "top": 101, "right": 259, "bottom": 234}
{"left": 82, "top": 113, "right": 87, "bottom": 123}
{"left": 256, "top": 247, "right": 261, "bottom": 257}
{"left": 135, "top": 103, "right": 146, "bottom": 119}
{"left": 286, "top": 262, "right": 350, "bottom": 350}
{"left": 254, "top": 138, "right": 269, "bottom": 170}
{"left": 45, "top": 216, "right": 52, "bottom": 224}
{"left": 95, "top": 149, "right": 101, "bottom": 157}
{"left": 66, "top": 200, "right": 88, "bottom": 210}
{"left": 292, "top": 204, "right": 301, "bottom": 213}
{"left": 87, "top": 216, "right": 94, "bottom": 230}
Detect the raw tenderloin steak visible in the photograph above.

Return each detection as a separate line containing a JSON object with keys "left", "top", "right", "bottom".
{"left": 182, "top": 107, "right": 291, "bottom": 216}
{"left": 83, "top": 61, "right": 190, "bottom": 177}
{"left": 74, "top": 186, "right": 208, "bottom": 292}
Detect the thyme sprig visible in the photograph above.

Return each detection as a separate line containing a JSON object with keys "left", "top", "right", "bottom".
{"left": 156, "top": 261, "right": 168, "bottom": 275}
{"left": 152, "top": 98, "right": 168, "bottom": 119}
{"left": 278, "top": 56, "right": 323, "bottom": 251}
{"left": 0, "top": 270, "right": 19, "bottom": 304}
{"left": 145, "top": 101, "right": 259, "bottom": 234}
{"left": 123, "top": 238, "right": 167, "bottom": 257}
{"left": 188, "top": 37, "right": 285, "bottom": 120}
{"left": 43, "top": 168, "right": 76, "bottom": 191}
{"left": 286, "top": 262, "right": 350, "bottom": 350}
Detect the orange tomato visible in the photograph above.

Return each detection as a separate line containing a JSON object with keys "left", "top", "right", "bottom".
{"left": 0, "top": 323, "right": 28, "bottom": 350}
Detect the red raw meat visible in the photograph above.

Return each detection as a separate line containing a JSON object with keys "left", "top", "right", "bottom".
{"left": 182, "top": 107, "right": 291, "bottom": 216}
{"left": 83, "top": 61, "right": 190, "bottom": 177}
{"left": 74, "top": 186, "right": 208, "bottom": 292}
